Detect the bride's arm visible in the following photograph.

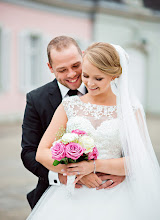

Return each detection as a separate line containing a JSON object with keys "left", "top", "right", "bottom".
{"left": 64, "top": 157, "right": 125, "bottom": 181}
{"left": 95, "top": 158, "right": 125, "bottom": 176}
{"left": 36, "top": 103, "right": 68, "bottom": 174}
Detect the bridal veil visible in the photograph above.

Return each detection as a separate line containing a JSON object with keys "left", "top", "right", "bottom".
{"left": 111, "top": 44, "right": 160, "bottom": 219}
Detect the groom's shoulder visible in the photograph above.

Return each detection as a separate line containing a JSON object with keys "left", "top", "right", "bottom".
{"left": 27, "top": 79, "right": 57, "bottom": 99}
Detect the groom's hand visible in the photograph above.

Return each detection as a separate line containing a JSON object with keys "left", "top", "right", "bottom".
{"left": 96, "top": 173, "right": 125, "bottom": 190}
{"left": 58, "top": 173, "right": 95, "bottom": 189}
{"left": 58, "top": 173, "right": 67, "bottom": 185}
{"left": 76, "top": 173, "right": 102, "bottom": 188}
{"left": 58, "top": 173, "right": 90, "bottom": 189}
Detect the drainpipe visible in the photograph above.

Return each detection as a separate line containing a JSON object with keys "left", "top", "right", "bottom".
{"left": 91, "top": 0, "right": 99, "bottom": 41}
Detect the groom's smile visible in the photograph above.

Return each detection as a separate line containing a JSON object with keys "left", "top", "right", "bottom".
{"left": 48, "top": 44, "right": 82, "bottom": 90}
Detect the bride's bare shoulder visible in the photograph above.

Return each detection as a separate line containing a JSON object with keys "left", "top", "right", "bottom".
{"left": 79, "top": 94, "right": 89, "bottom": 102}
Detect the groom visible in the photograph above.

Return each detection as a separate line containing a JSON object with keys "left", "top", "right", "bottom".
{"left": 21, "top": 36, "right": 125, "bottom": 209}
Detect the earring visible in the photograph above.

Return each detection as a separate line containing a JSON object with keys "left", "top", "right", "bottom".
{"left": 112, "top": 77, "right": 116, "bottom": 81}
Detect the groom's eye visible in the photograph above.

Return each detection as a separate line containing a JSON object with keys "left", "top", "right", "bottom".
{"left": 73, "top": 64, "right": 80, "bottom": 68}
{"left": 59, "top": 69, "right": 66, "bottom": 73}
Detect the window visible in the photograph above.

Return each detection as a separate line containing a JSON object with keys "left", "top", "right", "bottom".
{"left": 28, "top": 34, "right": 41, "bottom": 86}
{"left": 0, "top": 28, "right": 2, "bottom": 91}
{"left": 19, "top": 32, "right": 42, "bottom": 91}
{"left": 19, "top": 31, "right": 51, "bottom": 92}
{"left": 0, "top": 27, "right": 10, "bottom": 93}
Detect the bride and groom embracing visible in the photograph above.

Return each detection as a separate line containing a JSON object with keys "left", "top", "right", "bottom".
{"left": 21, "top": 36, "right": 160, "bottom": 219}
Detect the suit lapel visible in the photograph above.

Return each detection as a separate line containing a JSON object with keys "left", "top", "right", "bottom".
{"left": 48, "top": 79, "right": 62, "bottom": 110}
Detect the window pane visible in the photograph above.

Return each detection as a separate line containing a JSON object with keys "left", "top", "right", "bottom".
{"left": 0, "top": 29, "right": 2, "bottom": 91}
{"left": 29, "top": 35, "right": 41, "bottom": 86}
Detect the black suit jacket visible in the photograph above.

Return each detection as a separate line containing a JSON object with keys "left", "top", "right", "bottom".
{"left": 21, "top": 79, "right": 62, "bottom": 209}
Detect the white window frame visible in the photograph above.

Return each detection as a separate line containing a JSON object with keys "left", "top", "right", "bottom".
{"left": 0, "top": 26, "right": 10, "bottom": 93}
{"left": 19, "top": 30, "right": 44, "bottom": 92}
{"left": 19, "top": 30, "right": 52, "bottom": 93}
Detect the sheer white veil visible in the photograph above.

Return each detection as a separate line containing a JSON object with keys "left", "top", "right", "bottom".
{"left": 111, "top": 44, "right": 160, "bottom": 219}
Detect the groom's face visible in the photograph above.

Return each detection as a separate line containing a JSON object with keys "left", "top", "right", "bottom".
{"left": 48, "top": 45, "right": 82, "bottom": 90}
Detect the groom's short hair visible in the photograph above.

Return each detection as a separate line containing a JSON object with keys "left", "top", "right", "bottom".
{"left": 47, "top": 36, "right": 82, "bottom": 65}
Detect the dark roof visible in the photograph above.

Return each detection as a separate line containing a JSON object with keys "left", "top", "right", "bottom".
{"left": 143, "top": 0, "right": 160, "bottom": 11}
{"left": 102, "top": 0, "right": 123, "bottom": 3}
{"left": 103, "top": 0, "right": 160, "bottom": 11}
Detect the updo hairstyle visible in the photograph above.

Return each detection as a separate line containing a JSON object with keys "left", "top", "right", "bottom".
{"left": 83, "top": 42, "right": 122, "bottom": 78}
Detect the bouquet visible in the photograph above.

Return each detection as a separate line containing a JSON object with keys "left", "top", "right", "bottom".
{"left": 51, "top": 129, "right": 98, "bottom": 166}
{"left": 50, "top": 129, "right": 98, "bottom": 197}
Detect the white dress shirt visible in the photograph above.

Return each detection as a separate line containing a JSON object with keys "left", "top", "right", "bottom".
{"left": 48, "top": 82, "right": 86, "bottom": 185}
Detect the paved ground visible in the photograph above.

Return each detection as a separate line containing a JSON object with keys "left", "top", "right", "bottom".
{"left": 0, "top": 122, "right": 37, "bottom": 220}
{"left": 0, "top": 116, "right": 160, "bottom": 220}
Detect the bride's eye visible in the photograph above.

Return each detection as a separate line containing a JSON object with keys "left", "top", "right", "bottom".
{"left": 96, "top": 78, "right": 103, "bottom": 81}
{"left": 83, "top": 74, "right": 89, "bottom": 78}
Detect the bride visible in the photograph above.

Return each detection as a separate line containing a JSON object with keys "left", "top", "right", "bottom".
{"left": 27, "top": 43, "right": 160, "bottom": 220}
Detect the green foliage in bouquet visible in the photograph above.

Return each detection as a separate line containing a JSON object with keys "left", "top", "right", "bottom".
{"left": 55, "top": 126, "right": 66, "bottom": 141}
{"left": 53, "top": 158, "right": 77, "bottom": 166}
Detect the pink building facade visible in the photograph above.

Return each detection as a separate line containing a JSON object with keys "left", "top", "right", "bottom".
{"left": 0, "top": 1, "right": 92, "bottom": 121}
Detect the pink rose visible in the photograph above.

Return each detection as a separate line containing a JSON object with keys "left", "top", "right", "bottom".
{"left": 71, "top": 129, "right": 87, "bottom": 136}
{"left": 88, "top": 147, "right": 99, "bottom": 160}
{"left": 51, "top": 143, "right": 66, "bottom": 161}
{"left": 66, "top": 143, "right": 85, "bottom": 160}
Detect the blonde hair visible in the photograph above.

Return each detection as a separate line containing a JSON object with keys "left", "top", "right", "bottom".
{"left": 83, "top": 42, "right": 122, "bottom": 77}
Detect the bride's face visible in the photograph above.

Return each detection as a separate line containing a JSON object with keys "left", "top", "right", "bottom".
{"left": 82, "top": 57, "right": 112, "bottom": 96}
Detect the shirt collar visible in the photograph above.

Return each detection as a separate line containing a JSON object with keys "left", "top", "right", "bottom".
{"left": 57, "top": 81, "right": 86, "bottom": 99}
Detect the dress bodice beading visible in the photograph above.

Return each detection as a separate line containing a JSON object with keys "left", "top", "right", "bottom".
{"left": 62, "top": 96, "right": 122, "bottom": 159}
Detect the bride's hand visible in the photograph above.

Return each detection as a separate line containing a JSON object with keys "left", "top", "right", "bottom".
{"left": 61, "top": 161, "right": 94, "bottom": 183}
{"left": 56, "top": 164, "right": 68, "bottom": 174}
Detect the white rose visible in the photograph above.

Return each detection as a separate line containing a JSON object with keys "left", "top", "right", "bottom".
{"left": 78, "top": 136, "right": 95, "bottom": 153}
{"left": 61, "top": 133, "right": 79, "bottom": 144}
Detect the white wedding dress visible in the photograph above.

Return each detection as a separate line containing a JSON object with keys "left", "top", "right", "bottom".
{"left": 27, "top": 96, "right": 158, "bottom": 220}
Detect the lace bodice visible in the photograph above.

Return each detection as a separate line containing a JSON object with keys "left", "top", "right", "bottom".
{"left": 62, "top": 96, "right": 122, "bottom": 159}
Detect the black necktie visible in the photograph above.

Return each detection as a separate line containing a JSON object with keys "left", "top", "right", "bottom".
{"left": 67, "top": 89, "right": 78, "bottom": 96}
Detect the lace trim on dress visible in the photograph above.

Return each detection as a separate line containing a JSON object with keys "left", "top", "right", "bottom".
{"left": 62, "top": 96, "right": 117, "bottom": 120}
